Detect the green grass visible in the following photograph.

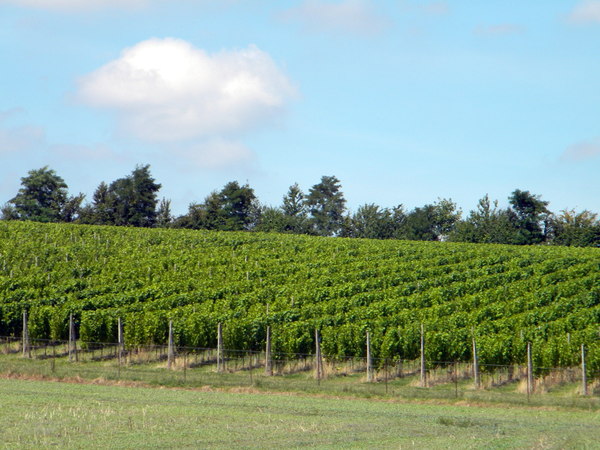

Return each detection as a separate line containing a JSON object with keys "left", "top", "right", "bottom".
{"left": 1, "top": 350, "right": 599, "bottom": 412}
{"left": 1, "top": 378, "right": 599, "bottom": 448}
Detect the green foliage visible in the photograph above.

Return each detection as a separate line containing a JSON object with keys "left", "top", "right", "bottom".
{"left": 306, "top": 175, "right": 346, "bottom": 236}
{"left": 1, "top": 221, "right": 599, "bottom": 371}
{"left": 81, "top": 165, "right": 161, "bottom": 227}
{"left": 508, "top": 189, "right": 550, "bottom": 245}
{"left": 4, "top": 166, "right": 80, "bottom": 223}
{"left": 401, "top": 199, "right": 461, "bottom": 241}
{"left": 175, "top": 181, "right": 257, "bottom": 231}
{"left": 550, "top": 209, "right": 600, "bottom": 247}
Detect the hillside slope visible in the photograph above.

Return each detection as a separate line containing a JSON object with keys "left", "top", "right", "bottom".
{"left": 0, "top": 221, "right": 599, "bottom": 370}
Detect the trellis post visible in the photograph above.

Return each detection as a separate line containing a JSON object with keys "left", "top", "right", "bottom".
{"left": 366, "top": 331, "right": 373, "bottom": 382}
{"left": 420, "top": 323, "right": 426, "bottom": 387}
{"left": 265, "top": 326, "right": 273, "bottom": 376}
{"left": 527, "top": 342, "right": 533, "bottom": 398}
{"left": 167, "top": 320, "right": 174, "bottom": 370}
{"left": 315, "top": 329, "right": 323, "bottom": 382}
{"left": 68, "top": 313, "right": 77, "bottom": 362}
{"left": 472, "top": 331, "right": 480, "bottom": 389}
{"left": 581, "top": 344, "right": 588, "bottom": 396}
{"left": 217, "top": 322, "right": 224, "bottom": 372}
{"left": 117, "top": 317, "right": 124, "bottom": 363}
{"left": 22, "top": 311, "right": 31, "bottom": 359}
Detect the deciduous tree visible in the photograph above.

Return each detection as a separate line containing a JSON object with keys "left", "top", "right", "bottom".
{"left": 4, "top": 167, "right": 82, "bottom": 222}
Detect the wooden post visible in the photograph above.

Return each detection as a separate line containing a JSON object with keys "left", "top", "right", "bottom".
{"left": 384, "top": 359, "right": 389, "bottom": 394}
{"left": 472, "top": 333, "right": 480, "bottom": 389}
{"left": 366, "top": 331, "right": 373, "bottom": 382}
{"left": 265, "top": 326, "right": 273, "bottom": 376}
{"left": 22, "top": 311, "right": 30, "bottom": 358}
{"left": 454, "top": 361, "right": 458, "bottom": 398}
{"left": 217, "top": 322, "right": 224, "bottom": 372}
{"left": 117, "top": 317, "right": 124, "bottom": 364}
{"left": 183, "top": 352, "right": 187, "bottom": 383}
{"left": 167, "top": 320, "right": 174, "bottom": 370}
{"left": 527, "top": 341, "right": 533, "bottom": 398}
{"left": 68, "top": 313, "right": 77, "bottom": 362}
{"left": 581, "top": 344, "right": 588, "bottom": 396}
{"left": 315, "top": 329, "right": 323, "bottom": 381}
{"left": 420, "top": 323, "right": 426, "bottom": 387}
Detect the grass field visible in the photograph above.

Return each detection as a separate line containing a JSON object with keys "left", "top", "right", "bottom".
{"left": 2, "top": 349, "right": 599, "bottom": 412}
{"left": 1, "top": 377, "right": 599, "bottom": 448}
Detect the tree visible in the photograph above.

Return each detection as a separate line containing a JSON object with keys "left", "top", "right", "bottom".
{"left": 1, "top": 203, "right": 19, "bottom": 221}
{"left": 91, "top": 182, "right": 114, "bottom": 225}
{"left": 508, "top": 189, "right": 550, "bottom": 245}
{"left": 155, "top": 198, "right": 173, "bottom": 228}
{"left": 344, "top": 203, "right": 397, "bottom": 239}
{"left": 550, "top": 209, "right": 600, "bottom": 247}
{"left": 450, "top": 195, "right": 516, "bottom": 244}
{"left": 61, "top": 193, "right": 85, "bottom": 223}
{"left": 402, "top": 205, "right": 439, "bottom": 241}
{"left": 282, "top": 183, "right": 306, "bottom": 217}
{"left": 306, "top": 176, "right": 346, "bottom": 236}
{"left": 5, "top": 167, "right": 78, "bottom": 222}
{"left": 219, "top": 181, "right": 258, "bottom": 231}
{"left": 253, "top": 206, "right": 289, "bottom": 233}
{"left": 401, "top": 199, "right": 461, "bottom": 241}
{"left": 100, "top": 165, "right": 162, "bottom": 227}
{"left": 431, "top": 198, "right": 461, "bottom": 239}
{"left": 174, "top": 181, "right": 257, "bottom": 231}
{"left": 280, "top": 183, "right": 309, "bottom": 234}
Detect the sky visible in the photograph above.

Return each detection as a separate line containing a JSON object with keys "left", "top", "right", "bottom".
{"left": 1, "top": 0, "right": 599, "bottom": 217}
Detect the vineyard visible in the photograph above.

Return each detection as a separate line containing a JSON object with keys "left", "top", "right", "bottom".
{"left": 1, "top": 221, "right": 599, "bottom": 373}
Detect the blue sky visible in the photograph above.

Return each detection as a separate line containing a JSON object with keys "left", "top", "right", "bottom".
{"left": 1, "top": 0, "right": 599, "bottom": 217}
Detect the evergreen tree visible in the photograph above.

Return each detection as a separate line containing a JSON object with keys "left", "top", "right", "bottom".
{"left": 306, "top": 175, "right": 346, "bottom": 236}
{"left": 155, "top": 198, "right": 173, "bottom": 228}
{"left": 280, "top": 183, "right": 309, "bottom": 233}
{"left": 101, "top": 165, "right": 162, "bottom": 227}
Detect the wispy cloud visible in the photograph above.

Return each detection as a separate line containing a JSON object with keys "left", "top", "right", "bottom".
{"left": 421, "top": 1, "right": 449, "bottom": 15}
{"left": 567, "top": 0, "right": 600, "bottom": 24}
{"left": 0, "top": 0, "right": 148, "bottom": 11}
{"left": 0, "top": 109, "right": 45, "bottom": 154}
{"left": 278, "top": 0, "right": 390, "bottom": 36}
{"left": 474, "top": 24, "right": 525, "bottom": 36}
{"left": 53, "top": 143, "right": 123, "bottom": 162}
{"left": 561, "top": 138, "right": 600, "bottom": 161}
{"left": 172, "top": 139, "right": 256, "bottom": 170}
{"left": 0, "top": 108, "right": 121, "bottom": 164}
{"left": 399, "top": 1, "right": 450, "bottom": 16}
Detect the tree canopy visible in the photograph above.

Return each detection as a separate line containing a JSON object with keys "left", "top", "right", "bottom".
{"left": 306, "top": 175, "right": 346, "bottom": 236}
{"left": 2, "top": 166, "right": 83, "bottom": 223}
{"left": 3, "top": 167, "right": 599, "bottom": 248}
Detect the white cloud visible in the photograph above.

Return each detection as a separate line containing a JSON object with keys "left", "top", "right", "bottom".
{"left": 0, "top": 109, "right": 45, "bottom": 154}
{"left": 421, "top": 1, "right": 449, "bottom": 15}
{"left": 568, "top": 1, "right": 600, "bottom": 24}
{"left": 278, "top": 0, "right": 390, "bottom": 36}
{"left": 174, "top": 139, "right": 255, "bottom": 170}
{"left": 78, "top": 38, "right": 297, "bottom": 144}
{"left": 474, "top": 24, "right": 525, "bottom": 36}
{"left": 0, "top": 0, "right": 148, "bottom": 11}
{"left": 399, "top": 1, "right": 450, "bottom": 16}
{"left": 561, "top": 138, "right": 600, "bottom": 161}
{"left": 53, "top": 143, "right": 123, "bottom": 162}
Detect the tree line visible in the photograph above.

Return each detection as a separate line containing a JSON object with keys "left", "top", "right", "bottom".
{"left": 2, "top": 165, "right": 599, "bottom": 247}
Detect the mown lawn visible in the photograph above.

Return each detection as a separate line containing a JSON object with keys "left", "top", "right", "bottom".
{"left": 1, "top": 378, "right": 599, "bottom": 448}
